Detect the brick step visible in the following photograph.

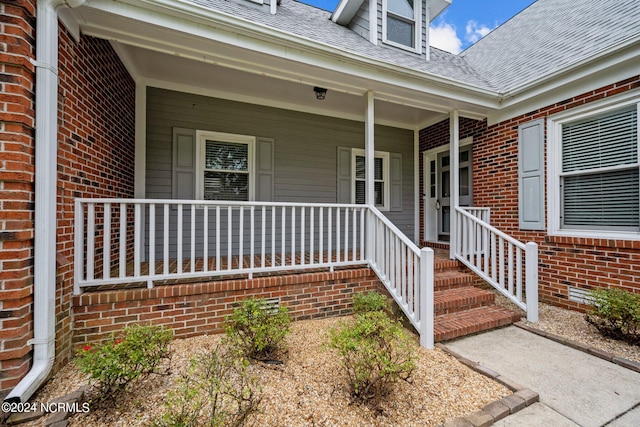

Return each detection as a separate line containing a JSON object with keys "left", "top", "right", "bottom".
{"left": 434, "top": 305, "right": 521, "bottom": 342}
{"left": 434, "top": 286, "right": 495, "bottom": 316}
{"left": 434, "top": 269, "right": 476, "bottom": 290}
{"left": 434, "top": 258, "right": 462, "bottom": 273}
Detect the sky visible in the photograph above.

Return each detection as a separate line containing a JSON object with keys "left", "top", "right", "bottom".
{"left": 301, "top": 0, "right": 537, "bottom": 54}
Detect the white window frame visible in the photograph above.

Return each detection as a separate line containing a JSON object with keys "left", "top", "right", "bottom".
{"left": 195, "top": 131, "right": 256, "bottom": 201}
{"left": 382, "top": 0, "right": 422, "bottom": 53}
{"left": 351, "top": 148, "right": 390, "bottom": 210}
{"left": 547, "top": 90, "right": 640, "bottom": 240}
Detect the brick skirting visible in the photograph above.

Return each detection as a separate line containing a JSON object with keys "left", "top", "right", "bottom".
{"left": 71, "top": 268, "right": 381, "bottom": 348}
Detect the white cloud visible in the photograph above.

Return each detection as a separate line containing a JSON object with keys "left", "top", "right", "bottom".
{"left": 429, "top": 21, "right": 463, "bottom": 54}
{"left": 465, "top": 20, "right": 493, "bottom": 44}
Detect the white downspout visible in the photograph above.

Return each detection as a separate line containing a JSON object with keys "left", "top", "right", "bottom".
{"left": 3, "top": 0, "right": 86, "bottom": 404}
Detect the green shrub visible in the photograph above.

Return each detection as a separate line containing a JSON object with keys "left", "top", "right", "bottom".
{"left": 328, "top": 311, "right": 416, "bottom": 405}
{"left": 586, "top": 288, "right": 640, "bottom": 344}
{"left": 76, "top": 324, "right": 172, "bottom": 401}
{"left": 352, "top": 292, "right": 392, "bottom": 316}
{"left": 153, "top": 345, "right": 260, "bottom": 427}
{"left": 225, "top": 298, "right": 291, "bottom": 360}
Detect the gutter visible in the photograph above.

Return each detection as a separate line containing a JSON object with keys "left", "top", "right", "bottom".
{"left": 3, "top": 0, "right": 86, "bottom": 405}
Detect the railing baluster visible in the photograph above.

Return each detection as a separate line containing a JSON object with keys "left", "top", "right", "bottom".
{"left": 327, "top": 207, "right": 332, "bottom": 267}
{"left": 319, "top": 207, "right": 324, "bottom": 264}
{"left": 177, "top": 204, "right": 183, "bottom": 275}
{"left": 336, "top": 208, "right": 341, "bottom": 263}
{"left": 344, "top": 207, "right": 349, "bottom": 262}
{"left": 87, "top": 203, "right": 95, "bottom": 281}
{"left": 216, "top": 206, "right": 220, "bottom": 271}
{"left": 491, "top": 232, "right": 497, "bottom": 282}
{"left": 103, "top": 203, "right": 111, "bottom": 280}
{"left": 516, "top": 247, "right": 522, "bottom": 302}
{"left": 163, "top": 204, "right": 169, "bottom": 276}
{"left": 74, "top": 200, "right": 84, "bottom": 293}
{"left": 508, "top": 242, "right": 514, "bottom": 296}
{"left": 300, "top": 206, "right": 305, "bottom": 266}
{"left": 281, "top": 206, "right": 286, "bottom": 267}
{"left": 291, "top": 206, "right": 296, "bottom": 267}
{"left": 149, "top": 203, "right": 155, "bottom": 278}
{"left": 134, "top": 203, "right": 142, "bottom": 278}
{"left": 203, "top": 206, "right": 208, "bottom": 272}
{"left": 498, "top": 237, "right": 505, "bottom": 288}
{"left": 271, "top": 206, "right": 275, "bottom": 268}
{"left": 352, "top": 208, "right": 357, "bottom": 262}
{"left": 120, "top": 203, "right": 126, "bottom": 278}
{"left": 261, "top": 206, "right": 266, "bottom": 269}
{"left": 310, "top": 207, "right": 315, "bottom": 265}
{"left": 190, "top": 205, "right": 195, "bottom": 273}
{"left": 250, "top": 206, "right": 254, "bottom": 278}
{"left": 239, "top": 206, "right": 244, "bottom": 270}
{"left": 228, "top": 206, "right": 232, "bottom": 271}
{"left": 360, "top": 208, "right": 365, "bottom": 262}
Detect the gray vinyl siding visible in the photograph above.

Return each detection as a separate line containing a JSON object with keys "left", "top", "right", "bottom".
{"left": 145, "top": 87, "right": 414, "bottom": 255}
{"left": 348, "top": 1, "right": 371, "bottom": 40}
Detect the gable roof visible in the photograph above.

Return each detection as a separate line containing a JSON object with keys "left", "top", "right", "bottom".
{"left": 461, "top": 0, "right": 640, "bottom": 93}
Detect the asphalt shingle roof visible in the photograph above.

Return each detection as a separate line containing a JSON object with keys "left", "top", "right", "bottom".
{"left": 186, "top": 0, "right": 495, "bottom": 89}
{"left": 461, "top": 0, "right": 640, "bottom": 93}
{"left": 185, "top": 0, "right": 640, "bottom": 94}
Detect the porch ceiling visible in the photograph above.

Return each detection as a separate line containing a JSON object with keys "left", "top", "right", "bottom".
{"left": 70, "top": 1, "right": 497, "bottom": 129}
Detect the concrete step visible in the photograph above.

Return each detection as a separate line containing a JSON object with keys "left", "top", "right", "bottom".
{"left": 434, "top": 306, "right": 521, "bottom": 342}
{"left": 434, "top": 269, "right": 476, "bottom": 290}
{"left": 434, "top": 286, "right": 495, "bottom": 316}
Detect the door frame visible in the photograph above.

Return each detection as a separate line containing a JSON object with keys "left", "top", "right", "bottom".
{"left": 422, "top": 137, "right": 473, "bottom": 243}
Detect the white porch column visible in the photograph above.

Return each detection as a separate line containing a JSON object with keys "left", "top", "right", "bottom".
{"left": 449, "top": 110, "right": 459, "bottom": 260}
{"left": 365, "top": 91, "right": 375, "bottom": 260}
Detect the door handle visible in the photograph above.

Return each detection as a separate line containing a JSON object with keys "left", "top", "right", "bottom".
{"left": 435, "top": 200, "right": 441, "bottom": 210}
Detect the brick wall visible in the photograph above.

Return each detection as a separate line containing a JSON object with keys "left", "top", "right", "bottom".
{"left": 71, "top": 269, "right": 381, "bottom": 347}
{"left": 0, "top": 0, "right": 135, "bottom": 398}
{"left": 0, "top": 0, "right": 36, "bottom": 399}
{"left": 55, "top": 29, "right": 136, "bottom": 365}
{"left": 419, "top": 76, "right": 640, "bottom": 311}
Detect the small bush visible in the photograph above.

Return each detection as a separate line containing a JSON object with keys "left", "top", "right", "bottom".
{"left": 153, "top": 345, "right": 260, "bottom": 427}
{"left": 76, "top": 324, "right": 172, "bottom": 401}
{"left": 225, "top": 298, "right": 291, "bottom": 360}
{"left": 586, "top": 288, "right": 640, "bottom": 344}
{"left": 328, "top": 311, "right": 416, "bottom": 405}
{"left": 352, "top": 292, "right": 392, "bottom": 316}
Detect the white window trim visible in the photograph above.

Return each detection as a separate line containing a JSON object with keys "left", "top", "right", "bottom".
{"left": 547, "top": 90, "right": 640, "bottom": 240}
{"left": 351, "top": 148, "right": 390, "bottom": 211}
{"left": 195, "top": 131, "right": 256, "bottom": 201}
{"left": 382, "top": 0, "right": 422, "bottom": 54}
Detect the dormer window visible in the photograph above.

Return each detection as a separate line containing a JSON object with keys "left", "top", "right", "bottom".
{"left": 383, "top": 0, "right": 421, "bottom": 52}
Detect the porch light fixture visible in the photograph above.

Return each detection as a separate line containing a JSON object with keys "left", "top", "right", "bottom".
{"left": 314, "top": 86, "right": 327, "bottom": 100}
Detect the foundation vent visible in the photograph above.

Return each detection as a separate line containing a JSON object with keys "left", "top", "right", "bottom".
{"left": 263, "top": 297, "right": 281, "bottom": 314}
{"left": 568, "top": 286, "right": 594, "bottom": 305}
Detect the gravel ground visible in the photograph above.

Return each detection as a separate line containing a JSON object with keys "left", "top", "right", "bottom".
{"left": 495, "top": 294, "right": 640, "bottom": 363}
{"left": 28, "top": 316, "right": 509, "bottom": 427}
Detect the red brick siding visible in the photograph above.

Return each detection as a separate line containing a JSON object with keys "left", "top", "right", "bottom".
{"left": 0, "top": 0, "right": 36, "bottom": 398}
{"left": 55, "top": 28, "right": 136, "bottom": 367}
{"left": 0, "top": 0, "right": 135, "bottom": 397}
{"left": 419, "top": 75, "right": 640, "bottom": 311}
{"left": 71, "top": 269, "right": 381, "bottom": 347}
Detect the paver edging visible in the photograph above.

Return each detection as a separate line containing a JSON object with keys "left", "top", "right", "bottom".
{"left": 514, "top": 322, "right": 640, "bottom": 373}
{"left": 436, "top": 343, "right": 539, "bottom": 427}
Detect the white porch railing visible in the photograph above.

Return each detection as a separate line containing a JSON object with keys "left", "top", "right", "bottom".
{"left": 454, "top": 207, "right": 538, "bottom": 322}
{"left": 74, "top": 199, "right": 435, "bottom": 347}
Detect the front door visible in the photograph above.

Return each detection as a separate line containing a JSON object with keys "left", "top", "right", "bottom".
{"left": 423, "top": 144, "right": 472, "bottom": 242}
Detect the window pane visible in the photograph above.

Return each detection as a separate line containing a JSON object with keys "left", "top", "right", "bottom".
{"left": 204, "top": 171, "right": 248, "bottom": 201}
{"left": 387, "top": 16, "right": 414, "bottom": 47}
{"left": 355, "top": 156, "right": 365, "bottom": 180}
{"left": 374, "top": 157, "right": 383, "bottom": 180}
{"left": 388, "top": 0, "right": 414, "bottom": 19}
{"left": 460, "top": 167, "right": 469, "bottom": 196}
{"left": 563, "top": 169, "right": 639, "bottom": 229}
{"left": 374, "top": 182, "right": 384, "bottom": 206}
{"left": 205, "top": 141, "right": 249, "bottom": 171}
{"left": 562, "top": 107, "right": 638, "bottom": 173}
{"left": 442, "top": 170, "right": 450, "bottom": 197}
{"left": 355, "top": 180, "right": 365, "bottom": 204}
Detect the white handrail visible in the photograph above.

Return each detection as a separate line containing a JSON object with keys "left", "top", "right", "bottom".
{"left": 74, "top": 199, "right": 436, "bottom": 348}
{"left": 454, "top": 207, "right": 538, "bottom": 322}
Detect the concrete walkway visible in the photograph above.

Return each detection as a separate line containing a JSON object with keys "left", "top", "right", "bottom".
{"left": 445, "top": 326, "right": 640, "bottom": 427}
